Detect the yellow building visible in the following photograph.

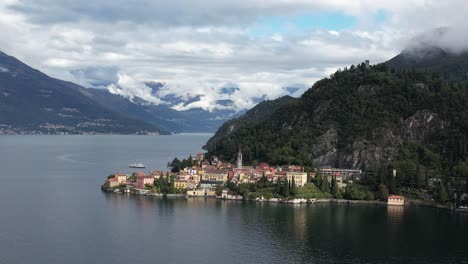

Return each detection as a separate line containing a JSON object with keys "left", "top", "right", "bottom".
{"left": 174, "top": 180, "right": 188, "bottom": 190}
{"left": 114, "top": 173, "right": 128, "bottom": 184}
{"left": 286, "top": 172, "right": 308, "bottom": 187}
{"left": 201, "top": 169, "right": 228, "bottom": 183}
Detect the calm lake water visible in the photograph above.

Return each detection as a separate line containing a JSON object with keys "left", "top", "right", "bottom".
{"left": 0, "top": 134, "right": 467, "bottom": 264}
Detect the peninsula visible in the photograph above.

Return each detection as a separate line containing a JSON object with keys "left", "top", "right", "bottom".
{"left": 101, "top": 151, "right": 468, "bottom": 210}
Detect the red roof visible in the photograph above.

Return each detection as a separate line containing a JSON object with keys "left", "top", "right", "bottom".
{"left": 388, "top": 195, "right": 404, "bottom": 199}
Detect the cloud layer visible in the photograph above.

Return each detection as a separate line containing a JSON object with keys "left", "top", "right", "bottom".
{"left": 1, "top": 0, "right": 468, "bottom": 111}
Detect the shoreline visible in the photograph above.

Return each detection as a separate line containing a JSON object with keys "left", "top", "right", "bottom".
{"left": 102, "top": 188, "right": 468, "bottom": 213}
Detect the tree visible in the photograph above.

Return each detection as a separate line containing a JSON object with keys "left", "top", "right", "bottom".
{"left": 215, "top": 186, "right": 223, "bottom": 196}
{"left": 331, "top": 176, "right": 342, "bottom": 199}
{"left": 291, "top": 178, "right": 296, "bottom": 195}
{"left": 386, "top": 167, "right": 397, "bottom": 194}
{"left": 226, "top": 179, "right": 238, "bottom": 193}
{"left": 170, "top": 157, "right": 181, "bottom": 173}
{"left": 283, "top": 179, "right": 290, "bottom": 197}
{"left": 376, "top": 183, "right": 389, "bottom": 201}
{"left": 169, "top": 175, "right": 175, "bottom": 193}
{"left": 436, "top": 182, "right": 449, "bottom": 203}
{"left": 239, "top": 183, "right": 251, "bottom": 196}
{"left": 321, "top": 175, "right": 330, "bottom": 193}
{"left": 344, "top": 183, "right": 367, "bottom": 200}
{"left": 315, "top": 173, "right": 322, "bottom": 189}
{"left": 257, "top": 174, "right": 270, "bottom": 189}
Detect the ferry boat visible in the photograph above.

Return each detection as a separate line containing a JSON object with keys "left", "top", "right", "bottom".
{"left": 129, "top": 163, "right": 146, "bottom": 168}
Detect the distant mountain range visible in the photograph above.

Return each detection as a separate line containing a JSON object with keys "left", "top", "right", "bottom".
{"left": 0, "top": 51, "right": 242, "bottom": 134}
{"left": 82, "top": 88, "right": 242, "bottom": 133}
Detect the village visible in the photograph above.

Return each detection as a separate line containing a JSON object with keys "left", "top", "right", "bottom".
{"left": 102, "top": 149, "right": 412, "bottom": 206}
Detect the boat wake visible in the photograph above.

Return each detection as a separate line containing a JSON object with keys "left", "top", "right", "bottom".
{"left": 56, "top": 154, "right": 94, "bottom": 164}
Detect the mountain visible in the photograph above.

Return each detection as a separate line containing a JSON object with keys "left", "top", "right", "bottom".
{"left": 0, "top": 51, "right": 165, "bottom": 134}
{"left": 83, "top": 88, "right": 243, "bottom": 133}
{"left": 386, "top": 46, "right": 468, "bottom": 84}
{"left": 205, "top": 50, "right": 468, "bottom": 184}
{"left": 204, "top": 95, "right": 297, "bottom": 150}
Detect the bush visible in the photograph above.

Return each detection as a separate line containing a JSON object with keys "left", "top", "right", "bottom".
{"left": 345, "top": 184, "right": 373, "bottom": 200}
{"left": 294, "top": 183, "right": 332, "bottom": 199}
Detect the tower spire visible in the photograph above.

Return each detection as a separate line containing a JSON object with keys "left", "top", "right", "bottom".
{"left": 236, "top": 146, "right": 243, "bottom": 169}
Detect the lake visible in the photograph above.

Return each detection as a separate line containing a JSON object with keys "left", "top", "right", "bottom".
{"left": 0, "top": 134, "right": 467, "bottom": 264}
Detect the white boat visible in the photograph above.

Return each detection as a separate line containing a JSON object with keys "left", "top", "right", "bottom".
{"left": 129, "top": 163, "right": 146, "bottom": 168}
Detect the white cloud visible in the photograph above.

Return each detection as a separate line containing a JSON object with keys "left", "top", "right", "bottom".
{"left": 1, "top": 0, "right": 467, "bottom": 111}
{"left": 107, "top": 73, "right": 163, "bottom": 105}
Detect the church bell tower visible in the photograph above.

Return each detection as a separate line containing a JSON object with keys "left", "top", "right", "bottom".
{"left": 236, "top": 146, "right": 243, "bottom": 169}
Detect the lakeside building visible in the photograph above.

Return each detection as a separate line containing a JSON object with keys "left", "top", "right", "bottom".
{"left": 388, "top": 195, "right": 405, "bottom": 206}
{"left": 200, "top": 169, "right": 228, "bottom": 186}
{"left": 114, "top": 173, "right": 128, "bottom": 184}
{"left": 273, "top": 171, "right": 307, "bottom": 186}
{"left": 286, "top": 171, "right": 308, "bottom": 186}
{"left": 104, "top": 177, "right": 120, "bottom": 188}
{"left": 187, "top": 188, "right": 216, "bottom": 197}
{"left": 135, "top": 173, "right": 154, "bottom": 189}
{"left": 174, "top": 180, "right": 188, "bottom": 190}
{"left": 320, "top": 168, "right": 362, "bottom": 181}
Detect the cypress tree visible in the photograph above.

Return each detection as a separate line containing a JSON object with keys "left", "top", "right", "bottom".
{"left": 283, "top": 179, "right": 290, "bottom": 197}
{"left": 317, "top": 173, "right": 323, "bottom": 189}
{"left": 331, "top": 176, "right": 336, "bottom": 191}
{"left": 324, "top": 177, "right": 331, "bottom": 193}
{"left": 170, "top": 175, "right": 175, "bottom": 193}
{"left": 331, "top": 176, "right": 342, "bottom": 199}
{"left": 321, "top": 175, "right": 330, "bottom": 193}
{"left": 291, "top": 177, "right": 296, "bottom": 195}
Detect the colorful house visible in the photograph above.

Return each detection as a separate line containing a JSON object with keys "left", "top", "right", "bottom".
{"left": 135, "top": 174, "right": 154, "bottom": 189}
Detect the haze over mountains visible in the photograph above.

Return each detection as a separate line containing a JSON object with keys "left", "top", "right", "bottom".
{"left": 0, "top": 51, "right": 244, "bottom": 134}
{"left": 2, "top": 25, "right": 468, "bottom": 137}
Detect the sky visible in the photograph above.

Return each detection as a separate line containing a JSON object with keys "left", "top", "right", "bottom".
{"left": 1, "top": 0, "right": 467, "bottom": 112}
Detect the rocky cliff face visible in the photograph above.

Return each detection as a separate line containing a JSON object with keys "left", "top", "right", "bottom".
{"left": 305, "top": 110, "right": 448, "bottom": 169}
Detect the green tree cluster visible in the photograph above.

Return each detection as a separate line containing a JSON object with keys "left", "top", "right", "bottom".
{"left": 169, "top": 155, "right": 196, "bottom": 173}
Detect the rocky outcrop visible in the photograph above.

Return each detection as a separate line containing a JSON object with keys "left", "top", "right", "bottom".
{"left": 402, "top": 110, "right": 448, "bottom": 144}
{"left": 311, "top": 128, "right": 338, "bottom": 166}
{"left": 311, "top": 127, "right": 402, "bottom": 169}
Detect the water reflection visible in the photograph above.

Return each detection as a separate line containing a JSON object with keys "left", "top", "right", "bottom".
{"left": 100, "top": 194, "right": 468, "bottom": 264}
{"left": 387, "top": 205, "right": 404, "bottom": 227}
